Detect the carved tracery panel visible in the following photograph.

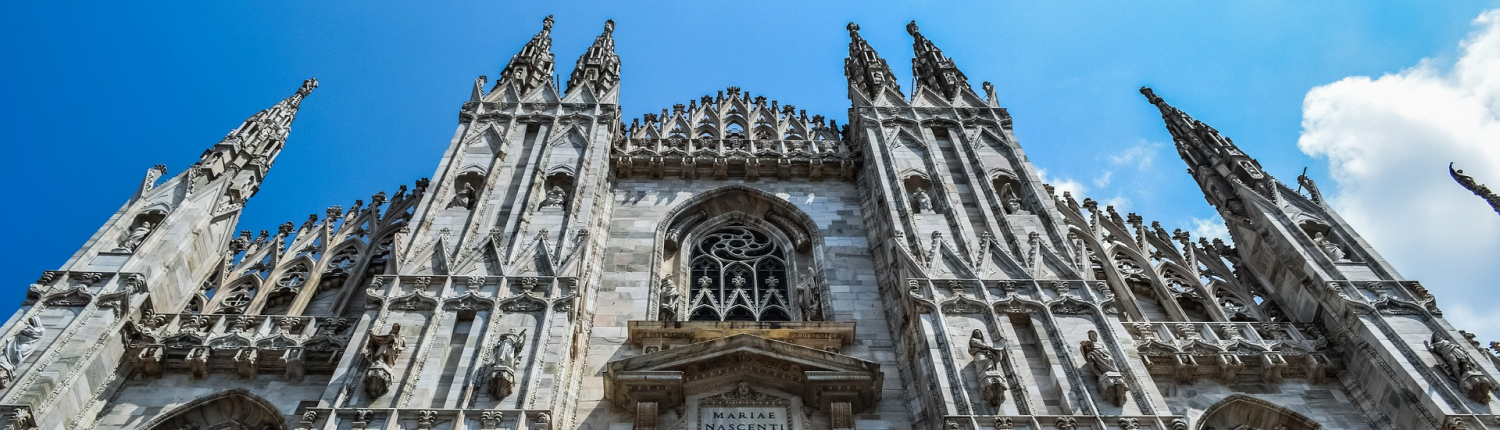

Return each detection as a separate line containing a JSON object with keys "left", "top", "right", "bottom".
{"left": 688, "top": 225, "right": 792, "bottom": 321}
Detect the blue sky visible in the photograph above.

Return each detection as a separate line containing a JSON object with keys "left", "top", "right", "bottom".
{"left": 3, "top": 1, "right": 1498, "bottom": 336}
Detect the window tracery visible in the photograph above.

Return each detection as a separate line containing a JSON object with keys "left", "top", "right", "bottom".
{"left": 687, "top": 225, "right": 793, "bottom": 322}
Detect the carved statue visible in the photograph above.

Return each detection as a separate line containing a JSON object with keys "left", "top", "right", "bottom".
{"left": 658, "top": 278, "right": 680, "bottom": 320}
{"left": 363, "top": 324, "right": 404, "bottom": 398}
{"left": 796, "top": 280, "right": 822, "bottom": 321}
{"left": 912, "top": 188, "right": 934, "bottom": 213}
{"left": 494, "top": 328, "right": 526, "bottom": 368}
{"left": 541, "top": 186, "right": 567, "bottom": 208}
{"left": 450, "top": 182, "right": 476, "bottom": 209}
{"left": 489, "top": 328, "right": 528, "bottom": 399}
{"left": 1428, "top": 333, "right": 1476, "bottom": 378}
{"left": 0, "top": 317, "right": 44, "bottom": 384}
{"left": 1426, "top": 332, "right": 1496, "bottom": 401}
{"left": 1312, "top": 232, "right": 1346, "bottom": 261}
{"left": 967, "top": 329, "right": 1006, "bottom": 372}
{"left": 1000, "top": 184, "right": 1028, "bottom": 215}
{"left": 364, "top": 324, "right": 405, "bottom": 367}
{"left": 120, "top": 221, "right": 154, "bottom": 251}
{"left": 1080, "top": 330, "right": 1128, "bottom": 406}
{"left": 968, "top": 329, "right": 1009, "bottom": 406}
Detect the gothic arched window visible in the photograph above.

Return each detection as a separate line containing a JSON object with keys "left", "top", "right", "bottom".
{"left": 687, "top": 225, "right": 792, "bottom": 322}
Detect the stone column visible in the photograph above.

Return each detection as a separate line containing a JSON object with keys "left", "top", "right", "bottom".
{"left": 830, "top": 401, "right": 853, "bottom": 430}
{"left": 634, "top": 401, "right": 659, "bottom": 430}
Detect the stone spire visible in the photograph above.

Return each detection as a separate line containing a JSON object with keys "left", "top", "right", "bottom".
{"left": 566, "top": 19, "right": 621, "bottom": 98}
{"left": 844, "top": 22, "right": 902, "bottom": 101}
{"left": 498, "top": 15, "right": 556, "bottom": 95}
{"left": 1141, "top": 86, "right": 1277, "bottom": 216}
{"left": 907, "top": 20, "right": 970, "bottom": 100}
{"left": 198, "top": 78, "right": 318, "bottom": 179}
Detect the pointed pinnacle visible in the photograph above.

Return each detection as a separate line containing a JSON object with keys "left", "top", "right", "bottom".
{"left": 567, "top": 19, "right": 621, "bottom": 95}
{"left": 498, "top": 16, "right": 557, "bottom": 95}
{"left": 907, "top": 21, "right": 969, "bottom": 99}
{"left": 844, "top": 21, "right": 901, "bottom": 100}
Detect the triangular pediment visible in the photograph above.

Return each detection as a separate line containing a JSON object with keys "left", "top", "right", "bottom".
{"left": 605, "top": 333, "right": 882, "bottom": 412}
{"left": 611, "top": 333, "right": 875, "bottom": 374}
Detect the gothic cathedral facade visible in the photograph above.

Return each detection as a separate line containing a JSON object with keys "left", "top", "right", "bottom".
{"left": 1, "top": 17, "right": 1496, "bottom": 430}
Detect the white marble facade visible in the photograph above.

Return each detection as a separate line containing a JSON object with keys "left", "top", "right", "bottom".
{"left": 0, "top": 16, "right": 1496, "bottom": 430}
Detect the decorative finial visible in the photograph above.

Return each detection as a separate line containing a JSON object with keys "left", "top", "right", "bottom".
{"left": 542, "top": 15, "right": 554, "bottom": 32}
{"left": 1139, "top": 86, "right": 1161, "bottom": 104}
{"left": 847, "top": 22, "right": 860, "bottom": 35}
{"left": 603, "top": 19, "right": 615, "bottom": 34}
{"left": 906, "top": 20, "right": 920, "bottom": 36}
{"left": 297, "top": 78, "right": 318, "bottom": 97}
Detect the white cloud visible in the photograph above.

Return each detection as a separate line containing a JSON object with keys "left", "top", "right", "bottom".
{"left": 1108, "top": 142, "right": 1161, "bottom": 170}
{"left": 1093, "top": 170, "right": 1114, "bottom": 188}
{"left": 1191, "top": 216, "right": 1231, "bottom": 243}
{"left": 1103, "top": 195, "right": 1132, "bottom": 212}
{"left": 1298, "top": 10, "right": 1500, "bottom": 341}
{"left": 1037, "top": 168, "right": 1088, "bottom": 198}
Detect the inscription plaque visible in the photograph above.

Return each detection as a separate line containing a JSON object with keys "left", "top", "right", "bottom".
{"left": 697, "top": 383, "right": 795, "bottom": 430}
{"left": 699, "top": 407, "right": 790, "bottom": 430}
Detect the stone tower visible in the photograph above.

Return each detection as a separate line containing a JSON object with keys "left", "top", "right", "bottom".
{"left": 0, "top": 17, "right": 1495, "bottom": 430}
